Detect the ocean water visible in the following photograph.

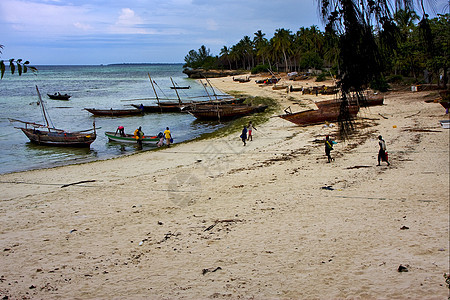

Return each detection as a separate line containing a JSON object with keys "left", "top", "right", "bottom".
{"left": 0, "top": 64, "right": 226, "bottom": 174}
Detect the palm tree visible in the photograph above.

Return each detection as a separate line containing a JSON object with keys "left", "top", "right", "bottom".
{"left": 254, "top": 30, "right": 268, "bottom": 65}
{"left": 220, "top": 46, "right": 232, "bottom": 70}
{"left": 272, "top": 28, "right": 293, "bottom": 72}
{"left": 318, "top": 0, "right": 435, "bottom": 137}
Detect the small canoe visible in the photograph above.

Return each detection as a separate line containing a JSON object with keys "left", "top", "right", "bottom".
{"left": 105, "top": 132, "right": 159, "bottom": 144}
{"left": 48, "top": 93, "right": 71, "bottom": 100}
{"left": 84, "top": 108, "right": 143, "bottom": 116}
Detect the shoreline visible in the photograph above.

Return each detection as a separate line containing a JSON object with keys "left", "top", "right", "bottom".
{"left": 0, "top": 74, "right": 449, "bottom": 299}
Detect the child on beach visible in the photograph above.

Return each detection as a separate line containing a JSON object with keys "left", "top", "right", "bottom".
{"left": 247, "top": 121, "right": 257, "bottom": 141}
{"left": 325, "top": 135, "right": 334, "bottom": 163}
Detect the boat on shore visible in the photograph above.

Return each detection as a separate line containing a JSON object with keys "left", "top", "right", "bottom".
{"left": 279, "top": 105, "right": 360, "bottom": 126}
{"left": 84, "top": 108, "right": 143, "bottom": 116}
{"left": 11, "top": 86, "right": 96, "bottom": 147}
{"left": 315, "top": 95, "right": 384, "bottom": 109}
{"left": 188, "top": 104, "right": 268, "bottom": 120}
{"left": 105, "top": 131, "right": 160, "bottom": 145}
{"left": 48, "top": 93, "right": 71, "bottom": 100}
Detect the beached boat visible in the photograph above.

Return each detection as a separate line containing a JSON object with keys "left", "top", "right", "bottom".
{"left": 256, "top": 77, "right": 281, "bottom": 84}
{"left": 105, "top": 131, "right": 160, "bottom": 145}
{"left": 84, "top": 108, "right": 143, "bottom": 116}
{"left": 279, "top": 105, "right": 360, "bottom": 126}
{"left": 10, "top": 86, "right": 96, "bottom": 147}
{"left": 233, "top": 76, "right": 250, "bottom": 83}
{"left": 272, "top": 84, "right": 288, "bottom": 90}
{"left": 48, "top": 93, "right": 71, "bottom": 100}
{"left": 188, "top": 104, "right": 268, "bottom": 120}
{"left": 315, "top": 95, "right": 384, "bottom": 109}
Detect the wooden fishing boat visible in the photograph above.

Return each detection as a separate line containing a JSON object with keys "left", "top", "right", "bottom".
{"left": 170, "top": 85, "right": 190, "bottom": 89}
{"left": 48, "top": 93, "right": 71, "bottom": 100}
{"left": 188, "top": 104, "right": 267, "bottom": 120}
{"left": 10, "top": 86, "right": 96, "bottom": 147}
{"left": 272, "top": 84, "right": 288, "bottom": 90}
{"left": 130, "top": 103, "right": 185, "bottom": 113}
{"left": 315, "top": 95, "right": 384, "bottom": 109}
{"left": 279, "top": 105, "right": 360, "bottom": 126}
{"left": 84, "top": 108, "right": 143, "bottom": 116}
{"left": 233, "top": 76, "right": 250, "bottom": 83}
{"left": 105, "top": 131, "right": 159, "bottom": 145}
{"left": 255, "top": 77, "right": 281, "bottom": 84}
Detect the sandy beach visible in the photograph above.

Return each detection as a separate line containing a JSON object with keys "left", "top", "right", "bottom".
{"left": 0, "top": 75, "right": 449, "bottom": 299}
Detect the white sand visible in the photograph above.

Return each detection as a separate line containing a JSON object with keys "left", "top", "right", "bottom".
{"left": 0, "top": 75, "right": 449, "bottom": 299}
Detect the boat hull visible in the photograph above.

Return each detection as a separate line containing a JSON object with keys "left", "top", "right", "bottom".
{"left": 188, "top": 105, "right": 267, "bottom": 120}
{"left": 47, "top": 94, "right": 71, "bottom": 100}
{"left": 315, "top": 96, "right": 384, "bottom": 109}
{"left": 105, "top": 132, "right": 159, "bottom": 145}
{"left": 20, "top": 128, "right": 96, "bottom": 147}
{"left": 131, "top": 104, "right": 184, "bottom": 113}
{"left": 84, "top": 108, "right": 143, "bottom": 116}
{"left": 280, "top": 106, "right": 360, "bottom": 126}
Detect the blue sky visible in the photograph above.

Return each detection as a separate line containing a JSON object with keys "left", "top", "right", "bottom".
{"left": 0, "top": 0, "right": 448, "bottom": 65}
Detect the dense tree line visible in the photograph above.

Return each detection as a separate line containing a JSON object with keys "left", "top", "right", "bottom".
{"left": 184, "top": 13, "right": 448, "bottom": 87}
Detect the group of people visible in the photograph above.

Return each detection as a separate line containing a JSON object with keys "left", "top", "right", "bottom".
{"left": 324, "top": 134, "right": 390, "bottom": 166}
{"left": 240, "top": 121, "right": 257, "bottom": 146}
{"left": 115, "top": 125, "right": 172, "bottom": 148}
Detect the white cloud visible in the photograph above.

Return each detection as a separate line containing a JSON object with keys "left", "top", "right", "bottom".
{"left": 206, "top": 19, "right": 218, "bottom": 31}
{"left": 110, "top": 8, "right": 152, "bottom": 34}
{"left": 74, "top": 22, "right": 93, "bottom": 31}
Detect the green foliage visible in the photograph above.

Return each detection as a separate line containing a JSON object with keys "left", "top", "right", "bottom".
{"left": 315, "top": 73, "right": 327, "bottom": 82}
{"left": 0, "top": 58, "right": 37, "bottom": 79}
{"left": 0, "top": 45, "right": 37, "bottom": 79}
{"left": 370, "top": 75, "right": 390, "bottom": 92}
{"left": 251, "top": 64, "right": 270, "bottom": 74}
{"left": 183, "top": 45, "right": 218, "bottom": 69}
{"left": 386, "top": 74, "right": 403, "bottom": 83}
{"left": 300, "top": 51, "right": 323, "bottom": 69}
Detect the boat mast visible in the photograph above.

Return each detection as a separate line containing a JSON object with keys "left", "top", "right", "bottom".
{"left": 35, "top": 85, "right": 51, "bottom": 131}
{"left": 203, "top": 75, "right": 219, "bottom": 101}
{"left": 200, "top": 80, "right": 213, "bottom": 103}
{"left": 170, "top": 77, "right": 182, "bottom": 106}
{"left": 147, "top": 73, "right": 160, "bottom": 107}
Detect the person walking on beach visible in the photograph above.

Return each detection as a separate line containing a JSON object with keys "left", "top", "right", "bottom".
{"left": 164, "top": 127, "right": 172, "bottom": 147}
{"left": 325, "top": 135, "right": 334, "bottom": 163}
{"left": 240, "top": 126, "right": 247, "bottom": 146}
{"left": 377, "top": 135, "right": 390, "bottom": 166}
{"left": 247, "top": 121, "right": 257, "bottom": 141}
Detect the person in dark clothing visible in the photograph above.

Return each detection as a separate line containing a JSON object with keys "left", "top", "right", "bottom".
{"left": 240, "top": 126, "right": 247, "bottom": 146}
{"left": 377, "top": 135, "right": 390, "bottom": 166}
{"left": 325, "top": 135, "right": 334, "bottom": 163}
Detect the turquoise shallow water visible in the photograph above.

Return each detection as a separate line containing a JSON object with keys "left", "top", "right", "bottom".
{"left": 0, "top": 64, "right": 225, "bottom": 174}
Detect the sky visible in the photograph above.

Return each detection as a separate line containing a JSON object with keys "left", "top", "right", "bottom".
{"left": 0, "top": 0, "right": 448, "bottom": 65}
